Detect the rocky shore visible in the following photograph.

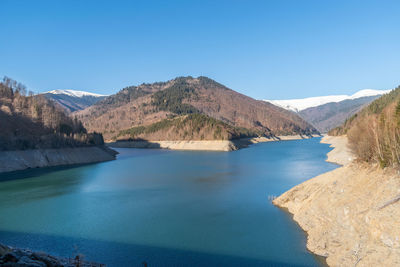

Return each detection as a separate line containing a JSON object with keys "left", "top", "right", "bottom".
{"left": 0, "top": 243, "right": 103, "bottom": 266}
{"left": 0, "top": 146, "right": 117, "bottom": 174}
{"left": 108, "top": 134, "right": 320, "bottom": 151}
{"left": 273, "top": 136, "right": 400, "bottom": 266}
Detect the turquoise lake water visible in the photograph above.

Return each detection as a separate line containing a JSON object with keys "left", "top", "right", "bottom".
{"left": 0, "top": 138, "right": 337, "bottom": 266}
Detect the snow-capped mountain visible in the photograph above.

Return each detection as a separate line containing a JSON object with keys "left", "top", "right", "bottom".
{"left": 265, "top": 89, "right": 392, "bottom": 133}
{"left": 46, "top": 89, "right": 107, "bottom": 98}
{"left": 265, "top": 89, "right": 391, "bottom": 112}
{"left": 43, "top": 89, "right": 107, "bottom": 113}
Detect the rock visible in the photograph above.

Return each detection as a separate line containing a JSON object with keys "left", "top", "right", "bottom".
{"left": 0, "top": 244, "right": 11, "bottom": 257}
{"left": 32, "top": 252, "right": 62, "bottom": 267}
{"left": 0, "top": 243, "right": 103, "bottom": 266}
{"left": 1, "top": 252, "right": 19, "bottom": 263}
{"left": 17, "top": 255, "right": 46, "bottom": 267}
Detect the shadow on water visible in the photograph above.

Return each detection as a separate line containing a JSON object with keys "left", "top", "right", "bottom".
{"left": 0, "top": 230, "right": 313, "bottom": 267}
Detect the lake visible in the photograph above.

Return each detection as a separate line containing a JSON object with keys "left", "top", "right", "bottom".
{"left": 0, "top": 138, "right": 337, "bottom": 266}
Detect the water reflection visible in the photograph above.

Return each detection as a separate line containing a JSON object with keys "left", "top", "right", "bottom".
{"left": 0, "top": 138, "right": 336, "bottom": 266}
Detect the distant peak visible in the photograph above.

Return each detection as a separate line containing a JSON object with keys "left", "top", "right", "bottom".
{"left": 350, "top": 89, "right": 391, "bottom": 99}
{"left": 46, "top": 89, "right": 107, "bottom": 98}
{"left": 265, "top": 89, "right": 391, "bottom": 112}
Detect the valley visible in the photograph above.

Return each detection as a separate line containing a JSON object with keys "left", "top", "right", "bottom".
{"left": 266, "top": 89, "right": 390, "bottom": 133}
{"left": 274, "top": 85, "right": 400, "bottom": 267}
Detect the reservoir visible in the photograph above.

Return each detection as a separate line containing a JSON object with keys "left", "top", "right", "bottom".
{"left": 0, "top": 138, "right": 337, "bottom": 266}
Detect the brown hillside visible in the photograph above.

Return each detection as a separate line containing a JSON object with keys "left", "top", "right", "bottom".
{"left": 299, "top": 95, "right": 380, "bottom": 133}
{"left": 329, "top": 86, "right": 400, "bottom": 167}
{"left": 0, "top": 77, "right": 104, "bottom": 150}
{"left": 116, "top": 114, "right": 260, "bottom": 141}
{"left": 76, "top": 76, "right": 318, "bottom": 140}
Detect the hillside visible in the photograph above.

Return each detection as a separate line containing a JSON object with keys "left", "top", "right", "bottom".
{"left": 274, "top": 86, "right": 400, "bottom": 267}
{"left": 76, "top": 76, "right": 318, "bottom": 141}
{"left": 329, "top": 86, "right": 400, "bottom": 167}
{"left": 275, "top": 87, "right": 400, "bottom": 265}
{"left": 116, "top": 113, "right": 259, "bottom": 141}
{"left": 43, "top": 89, "right": 106, "bottom": 113}
{"left": 274, "top": 142, "right": 400, "bottom": 267}
{"left": 298, "top": 96, "right": 379, "bottom": 133}
{"left": 0, "top": 77, "right": 104, "bottom": 150}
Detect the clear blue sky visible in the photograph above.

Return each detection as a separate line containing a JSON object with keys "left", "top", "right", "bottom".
{"left": 1, "top": 0, "right": 399, "bottom": 99}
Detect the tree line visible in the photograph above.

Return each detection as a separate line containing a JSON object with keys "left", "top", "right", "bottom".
{"left": 330, "top": 86, "right": 400, "bottom": 168}
{"left": 0, "top": 77, "right": 104, "bottom": 150}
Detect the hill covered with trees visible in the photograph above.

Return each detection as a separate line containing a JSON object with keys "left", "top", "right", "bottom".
{"left": 117, "top": 113, "right": 261, "bottom": 141}
{"left": 0, "top": 77, "right": 104, "bottom": 150}
{"left": 329, "top": 86, "right": 400, "bottom": 167}
{"left": 76, "top": 76, "right": 318, "bottom": 141}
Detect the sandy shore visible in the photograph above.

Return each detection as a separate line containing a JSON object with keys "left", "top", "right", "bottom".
{"left": 274, "top": 136, "right": 400, "bottom": 266}
{"left": 0, "top": 146, "right": 117, "bottom": 173}
{"left": 108, "top": 134, "right": 321, "bottom": 151}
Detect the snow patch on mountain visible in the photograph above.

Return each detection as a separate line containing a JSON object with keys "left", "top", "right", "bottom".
{"left": 46, "top": 89, "right": 107, "bottom": 98}
{"left": 265, "top": 89, "right": 392, "bottom": 112}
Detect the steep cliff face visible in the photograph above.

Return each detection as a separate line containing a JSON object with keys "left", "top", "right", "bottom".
{"left": 76, "top": 76, "right": 318, "bottom": 140}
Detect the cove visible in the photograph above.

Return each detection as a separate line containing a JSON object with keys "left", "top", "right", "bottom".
{"left": 0, "top": 138, "right": 337, "bottom": 266}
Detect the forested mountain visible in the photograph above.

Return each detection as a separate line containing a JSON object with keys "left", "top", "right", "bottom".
{"left": 0, "top": 77, "right": 104, "bottom": 150}
{"left": 329, "top": 86, "right": 400, "bottom": 167}
{"left": 298, "top": 96, "right": 380, "bottom": 133}
{"left": 75, "top": 76, "right": 318, "bottom": 141}
{"left": 43, "top": 89, "right": 106, "bottom": 113}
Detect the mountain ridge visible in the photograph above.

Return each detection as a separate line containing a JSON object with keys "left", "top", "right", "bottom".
{"left": 43, "top": 90, "right": 107, "bottom": 113}
{"left": 46, "top": 89, "right": 107, "bottom": 97}
{"left": 298, "top": 95, "right": 381, "bottom": 133}
{"left": 265, "top": 89, "right": 391, "bottom": 133}
{"left": 265, "top": 89, "right": 391, "bottom": 112}
{"left": 75, "top": 76, "right": 319, "bottom": 141}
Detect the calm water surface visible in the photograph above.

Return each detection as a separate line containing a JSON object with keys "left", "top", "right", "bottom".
{"left": 0, "top": 138, "right": 337, "bottom": 266}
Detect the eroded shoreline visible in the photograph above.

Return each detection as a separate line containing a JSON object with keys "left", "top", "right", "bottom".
{"left": 273, "top": 136, "right": 400, "bottom": 266}
{"left": 108, "top": 134, "right": 321, "bottom": 151}
{"left": 0, "top": 146, "right": 117, "bottom": 174}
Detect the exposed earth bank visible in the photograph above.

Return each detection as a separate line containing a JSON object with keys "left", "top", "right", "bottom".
{"left": 273, "top": 136, "right": 400, "bottom": 266}
{"left": 0, "top": 146, "right": 117, "bottom": 173}
{"left": 320, "top": 135, "right": 353, "bottom": 166}
{"left": 108, "top": 135, "right": 320, "bottom": 151}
